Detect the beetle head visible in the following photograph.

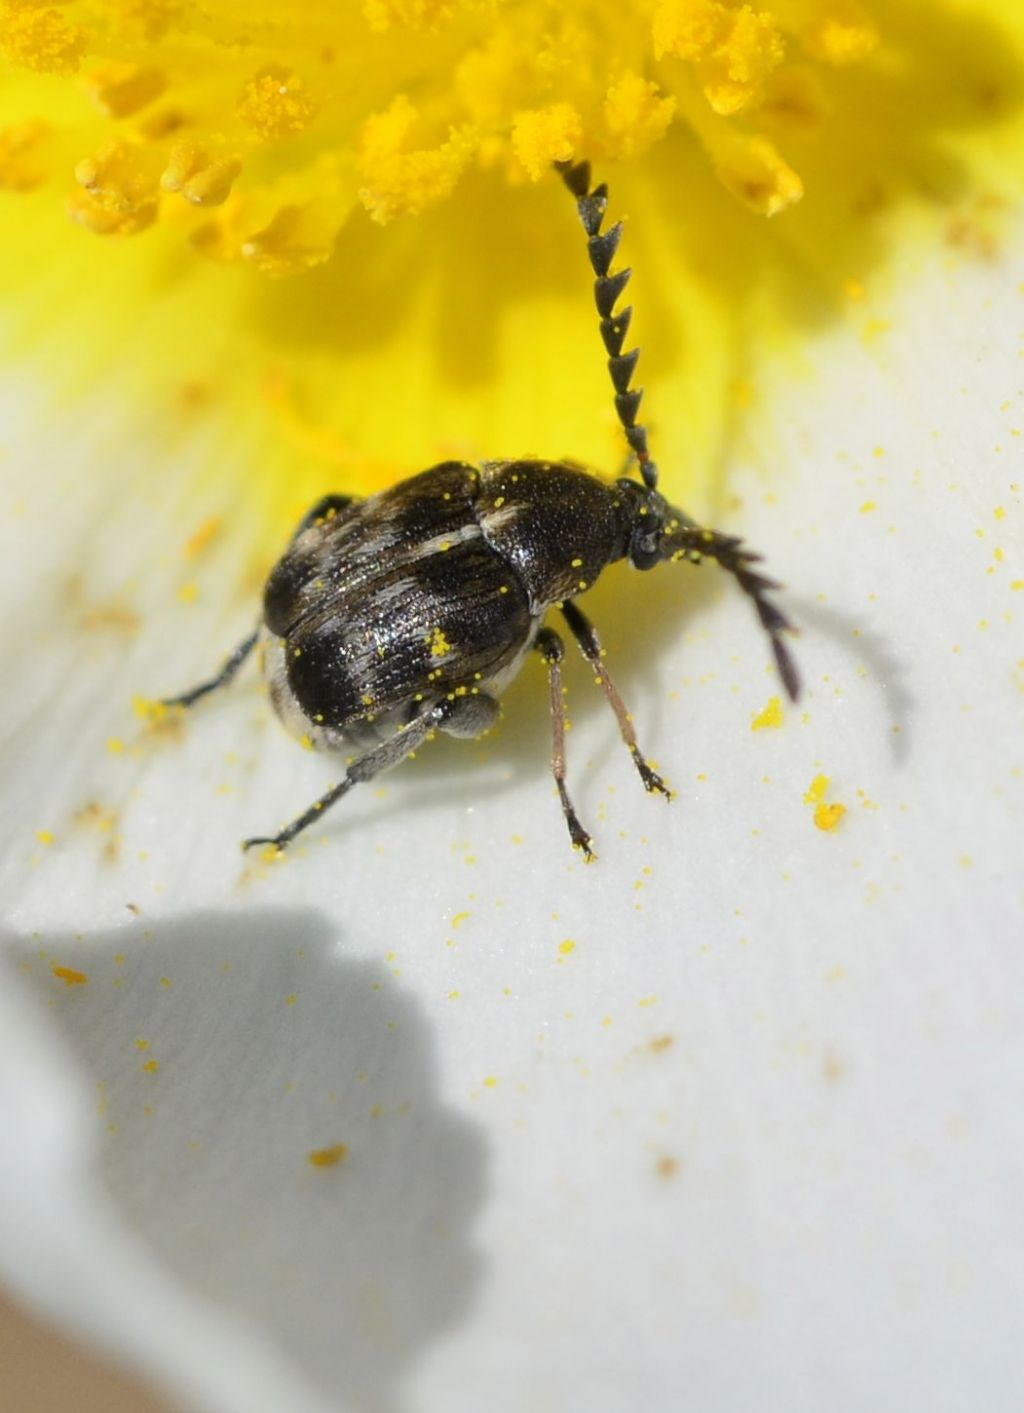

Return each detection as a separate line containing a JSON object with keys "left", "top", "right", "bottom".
{"left": 615, "top": 478, "right": 676, "bottom": 570}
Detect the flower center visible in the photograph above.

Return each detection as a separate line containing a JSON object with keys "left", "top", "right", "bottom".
{"left": 0, "top": 0, "right": 882, "bottom": 274}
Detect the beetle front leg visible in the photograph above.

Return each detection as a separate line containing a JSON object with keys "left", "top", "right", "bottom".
{"left": 560, "top": 600, "right": 672, "bottom": 801}
{"left": 243, "top": 701, "right": 442, "bottom": 853}
{"left": 535, "top": 627, "right": 595, "bottom": 862}
{"left": 162, "top": 627, "right": 260, "bottom": 709}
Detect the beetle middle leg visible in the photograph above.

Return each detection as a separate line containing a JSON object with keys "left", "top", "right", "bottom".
{"left": 535, "top": 626, "right": 595, "bottom": 862}
{"left": 162, "top": 627, "right": 260, "bottom": 709}
{"left": 559, "top": 600, "right": 672, "bottom": 801}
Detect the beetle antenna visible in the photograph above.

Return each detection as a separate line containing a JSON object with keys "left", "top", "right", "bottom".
{"left": 555, "top": 159, "right": 658, "bottom": 491}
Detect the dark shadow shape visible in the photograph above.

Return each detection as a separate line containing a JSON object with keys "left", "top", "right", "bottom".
{"left": 8, "top": 910, "right": 488, "bottom": 1413}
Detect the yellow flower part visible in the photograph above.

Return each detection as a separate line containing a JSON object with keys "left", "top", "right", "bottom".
{"left": 0, "top": 0, "right": 1022, "bottom": 570}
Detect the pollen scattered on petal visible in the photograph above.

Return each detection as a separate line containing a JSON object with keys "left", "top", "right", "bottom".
{"left": 52, "top": 963, "right": 88, "bottom": 986}
{"left": 1, "top": 5, "right": 87, "bottom": 77}
{"left": 804, "top": 773, "right": 847, "bottom": 831}
{"left": 751, "top": 695, "right": 783, "bottom": 730}
{"left": 307, "top": 1142, "right": 348, "bottom": 1168}
{"left": 511, "top": 102, "right": 582, "bottom": 181}
{"left": 604, "top": 73, "right": 676, "bottom": 159}
{"left": 237, "top": 66, "right": 318, "bottom": 141}
{"left": 814, "top": 801, "right": 846, "bottom": 831}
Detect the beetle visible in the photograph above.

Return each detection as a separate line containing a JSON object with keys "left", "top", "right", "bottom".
{"left": 164, "top": 160, "right": 799, "bottom": 859}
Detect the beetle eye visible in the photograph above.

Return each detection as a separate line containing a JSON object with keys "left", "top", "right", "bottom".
{"left": 630, "top": 523, "right": 662, "bottom": 570}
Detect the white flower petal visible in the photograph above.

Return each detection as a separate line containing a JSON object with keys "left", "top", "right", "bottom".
{"left": 2, "top": 230, "right": 1022, "bottom": 1412}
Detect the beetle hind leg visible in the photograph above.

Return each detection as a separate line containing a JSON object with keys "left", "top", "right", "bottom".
{"left": 559, "top": 601, "right": 673, "bottom": 802}
{"left": 243, "top": 700, "right": 444, "bottom": 853}
{"left": 535, "top": 627, "right": 595, "bottom": 862}
{"left": 162, "top": 627, "right": 260, "bottom": 709}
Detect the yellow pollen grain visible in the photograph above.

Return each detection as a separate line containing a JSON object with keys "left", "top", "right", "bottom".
{"left": 451, "top": 911, "right": 470, "bottom": 928}
{"left": 860, "top": 500, "right": 877, "bottom": 513}
{"left": 134, "top": 1038, "right": 149, "bottom": 1051}
{"left": 52, "top": 964, "right": 88, "bottom": 986}
{"left": 804, "top": 773, "right": 829, "bottom": 805}
{"left": 237, "top": 66, "right": 318, "bottom": 140}
{"left": 106, "top": 737, "right": 124, "bottom": 755}
{"left": 511, "top": 103, "right": 581, "bottom": 180}
{"left": 804, "top": 773, "right": 846, "bottom": 831}
{"left": 429, "top": 626, "right": 452, "bottom": 657}
{"left": 1, "top": 6, "right": 87, "bottom": 77}
{"left": 558, "top": 939, "right": 576, "bottom": 956}
{"left": 299, "top": 733, "right": 314, "bottom": 751}
{"left": 604, "top": 72, "right": 676, "bottom": 159}
{"left": 655, "top": 1, "right": 785, "bottom": 115}
{"left": 751, "top": 695, "right": 783, "bottom": 730}
{"left": 358, "top": 94, "right": 471, "bottom": 223}
{"left": 177, "top": 582, "right": 198, "bottom": 603}
{"left": 307, "top": 1143, "right": 348, "bottom": 1168}
{"left": 482, "top": 1076, "right": 498, "bottom": 1089}
{"left": 142, "top": 1059, "right": 159, "bottom": 1073}
{"left": 35, "top": 829, "right": 55, "bottom": 846}
{"left": 814, "top": 801, "right": 847, "bottom": 832}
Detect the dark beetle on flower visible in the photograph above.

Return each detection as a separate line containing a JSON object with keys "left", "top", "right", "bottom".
{"left": 165, "top": 161, "right": 800, "bottom": 859}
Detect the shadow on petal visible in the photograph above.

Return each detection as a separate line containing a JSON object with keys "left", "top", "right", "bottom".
{"left": 11, "top": 908, "right": 488, "bottom": 1411}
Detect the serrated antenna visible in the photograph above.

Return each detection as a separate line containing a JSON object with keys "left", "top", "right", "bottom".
{"left": 556, "top": 159, "right": 658, "bottom": 490}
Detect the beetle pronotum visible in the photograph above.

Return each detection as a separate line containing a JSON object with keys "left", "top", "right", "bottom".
{"left": 165, "top": 161, "right": 800, "bottom": 859}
